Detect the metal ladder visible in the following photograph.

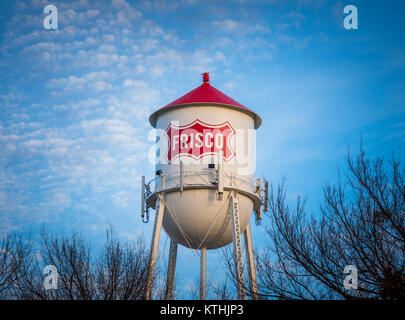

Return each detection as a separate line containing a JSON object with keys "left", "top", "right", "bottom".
{"left": 230, "top": 191, "right": 246, "bottom": 300}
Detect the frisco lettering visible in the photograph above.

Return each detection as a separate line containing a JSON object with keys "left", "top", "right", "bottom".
{"left": 166, "top": 119, "right": 235, "bottom": 163}
{"left": 172, "top": 130, "right": 225, "bottom": 151}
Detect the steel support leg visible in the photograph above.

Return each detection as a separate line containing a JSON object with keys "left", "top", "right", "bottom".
{"left": 200, "top": 248, "right": 206, "bottom": 300}
{"left": 164, "top": 239, "right": 178, "bottom": 300}
{"left": 244, "top": 222, "right": 259, "bottom": 300}
{"left": 144, "top": 195, "right": 165, "bottom": 300}
{"left": 230, "top": 191, "right": 246, "bottom": 300}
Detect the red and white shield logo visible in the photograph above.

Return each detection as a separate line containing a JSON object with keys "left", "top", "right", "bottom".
{"left": 166, "top": 119, "right": 235, "bottom": 164}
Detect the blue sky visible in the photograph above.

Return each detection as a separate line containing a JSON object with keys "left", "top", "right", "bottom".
{"left": 1, "top": 0, "right": 405, "bottom": 298}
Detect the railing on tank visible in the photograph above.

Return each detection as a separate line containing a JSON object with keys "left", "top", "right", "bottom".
{"left": 141, "top": 170, "right": 268, "bottom": 225}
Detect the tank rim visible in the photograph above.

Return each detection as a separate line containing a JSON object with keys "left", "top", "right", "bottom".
{"left": 146, "top": 185, "right": 262, "bottom": 212}
{"left": 149, "top": 102, "right": 262, "bottom": 130}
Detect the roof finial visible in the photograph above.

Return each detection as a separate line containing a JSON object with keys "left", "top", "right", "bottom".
{"left": 202, "top": 72, "right": 209, "bottom": 83}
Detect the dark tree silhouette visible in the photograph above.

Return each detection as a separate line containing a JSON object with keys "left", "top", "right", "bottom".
{"left": 254, "top": 146, "right": 405, "bottom": 299}
{"left": 212, "top": 277, "right": 235, "bottom": 300}
{"left": 0, "top": 227, "right": 149, "bottom": 300}
{"left": 95, "top": 228, "right": 148, "bottom": 300}
{"left": 0, "top": 235, "right": 31, "bottom": 298}
{"left": 185, "top": 275, "right": 235, "bottom": 300}
{"left": 2, "top": 147, "right": 404, "bottom": 300}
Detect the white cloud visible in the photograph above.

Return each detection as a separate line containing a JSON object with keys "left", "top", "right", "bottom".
{"left": 212, "top": 19, "right": 270, "bottom": 34}
{"left": 98, "top": 44, "right": 117, "bottom": 52}
{"left": 0, "top": 0, "right": 282, "bottom": 240}
{"left": 223, "top": 81, "right": 235, "bottom": 90}
{"left": 49, "top": 193, "right": 72, "bottom": 211}
{"left": 142, "top": 39, "right": 160, "bottom": 51}
{"left": 90, "top": 80, "right": 113, "bottom": 92}
{"left": 102, "top": 34, "right": 115, "bottom": 42}
{"left": 111, "top": 190, "right": 131, "bottom": 207}
{"left": 24, "top": 139, "right": 43, "bottom": 148}
{"left": 47, "top": 71, "right": 113, "bottom": 92}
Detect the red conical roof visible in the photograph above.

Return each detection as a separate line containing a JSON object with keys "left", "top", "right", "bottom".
{"left": 149, "top": 73, "right": 262, "bottom": 129}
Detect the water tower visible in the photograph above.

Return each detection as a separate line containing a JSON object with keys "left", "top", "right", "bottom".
{"left": 141, "top": 73, "right": 267, "bottom": 300}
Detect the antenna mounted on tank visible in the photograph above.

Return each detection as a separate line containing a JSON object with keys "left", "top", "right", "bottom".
{"left": 263, "top": 179, "right": 269, "bottom": 213}
{"left": 141, "top": 175, "right": 151, "bottom": 223}
{"left": 255, "top": 178, "right": 263, "bottom": 224}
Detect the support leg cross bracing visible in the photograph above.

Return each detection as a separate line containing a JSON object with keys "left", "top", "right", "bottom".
{"left": 230, "top": 191, "right": 246, "bottom": 300}
{"left": 144, "top": 194, "right": 165, "bottom": 300}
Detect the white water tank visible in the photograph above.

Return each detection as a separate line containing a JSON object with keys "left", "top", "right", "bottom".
{"left": 148, "top": 73, "right": 262, "bottom": 250}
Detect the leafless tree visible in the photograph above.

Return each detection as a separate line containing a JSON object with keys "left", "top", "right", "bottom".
{"left": 0, "top": 234, "right": 31, "bottom": 298}
{"left": 95, "top": 228, "right": 148, "bottom": 300}
{"left": 253, "top": 146, "right": 405, "bottom": 300}
{"left": 185, "top": 277, "right": 201, "bottom": 300}
{"left": 183, "top": 275, "right": 234, "bottom": 300}
{"left": 0, "top": 227, "right": 149, "bottom": 300}
{"left": 212, "top": 276, "right": 235, "bottom": 300}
